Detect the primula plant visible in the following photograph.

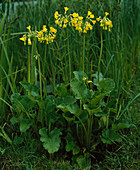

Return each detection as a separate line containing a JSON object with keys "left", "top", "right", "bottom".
{"left": 7, "top": 6, "right": 136, "bottom": 169}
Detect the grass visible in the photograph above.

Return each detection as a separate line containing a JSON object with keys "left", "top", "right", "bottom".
{"left": 0, "top": 0, "right": 140, "bottom": 169}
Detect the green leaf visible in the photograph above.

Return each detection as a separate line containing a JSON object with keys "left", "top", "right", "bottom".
{"left": 66, "top": 104, "right": 80, "bottom": 114}
{"left": 84, "top": 104, "right": 102, "bottom": 115}
{"left": 13, "top": 136, "right": 23, "bottom": 146}
{"left": 95, "top": 112, "right": 108, "bottom": 117}
{"left": 65, "top": 141, "right": 75, "bottom": 152}
{"left": 98, "top": 78, "right": 115, "bottom": 94}
{"left": 11, "top": 93, "right": 36, "bottom": 112}
{"left": 55, "top": 82, "right": 70, "bottom": 97}
{"left": 10, "top": 116, "right": 18, "bottom": 125}
{"left": 55, "top": 96, "right": 76, "bottom": 106}
{"left": 11, "top": 93, "right": 21, "bottom": 102}
{"left": 63, "top": 114, "right": 74, "bottom": 122}
{"left": 70, "top": 79, "right": 91, "bottom": 101}
{"left": 93, "top": 72, "right": 104, "bottom": 85}
{"left": 77, "top": 154, "right": 91, "bottom": 170}
{"left": 74, "top": 110, "right": 88, "bottom": 123}
{"left": 112, "top": 120, "right": 136, "bottom": 131}
{"left": 72, "top": 145, "right": 80, "bottom": 155}
{"left": 101, "top": 129, "right": 122, "bottom": 144}
{"left": 39, "top": 128, "right": 62, "bottom": 154}
{"left": 20, "top": 81, "right": 40, "bottom": 97}
{"left": 91, "top": 94, "right": 105, "bottom": 107}
{"left": 20, "top": 119, "right": 34, "bottom": 132}
{"left": 73, "top": 71, "right": 88, "bottom": 82}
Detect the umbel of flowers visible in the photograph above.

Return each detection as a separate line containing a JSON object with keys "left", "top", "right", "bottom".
{"left": 19, "top": 25, "right": 57, "bottom": 45}
{"left": 20, "top": 7, "right": 113, "bottom": 45}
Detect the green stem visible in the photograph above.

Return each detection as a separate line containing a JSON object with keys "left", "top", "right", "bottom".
{"left": 98, "top": 31, "right": 103, "bottom": 82}
{"left": 28, "top": 46, "right": 30, "bottom": 83}
{"left": 67, "top": 30, "right": 71, "bottom": 82}
{"left": 106, "top": 109, "right": 110, "bottom": 129}
{"left": 76, "top": 115, "right": 88, "bottom": 143}
{"left": 38, "top": 56, "right": 42, "bottom": 99}
{"left": 83, "top": 34, "right": 86, "bottom": 73}
{"left": 87, "top": 114, "right": 93, "bottom": 149}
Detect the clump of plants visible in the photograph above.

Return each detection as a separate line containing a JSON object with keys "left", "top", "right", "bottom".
{"left": 1, "top": 7, "right": 136, "bottom": 169}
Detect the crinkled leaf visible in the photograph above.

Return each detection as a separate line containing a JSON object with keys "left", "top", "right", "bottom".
{"left": 13, "top": 136, "right": 23, "bottom": 146}
{"left": 20, "top": 81, "right": 40, "bottom": 97}
{"left": 101, "top": 129, "right": 122, "bottom": 144}
{"left": 98, "top": 78, "right": 115, "bottom": 94}
{"left": 10, "top": 116, "right": 18, "bottom": 125}
{"left": 20, "top": 119, "right": 34, "bottom": 132}
{"left": 55, "top": 96, "right": 76, "bottom": 106}
{"left": 91, "top": 94, "right": 105, "bottom": 107}
{"left": 73, "top": 71, "right": 88, "bottom": 82}
{"left": 93, "top": 72, "right": 104, "bottom": 85}
{"left": 65, "top": 141, "right": 75, "bottom": 152}
{"left": 72, "top": 145, "right": 80, "bottom": 155}
{"left": 74, "top": 110, "right": 88, "bottom": 123}
{"left": 11, "top": 93, "right": 21, "bottom": 102}
{"left": 77, "top": 154, "right": 91, "bottom": 170}
{"left": 39, "top": 128, "right": 62, "bottom": 154}
{"left": 66, "top": 104, "right": 80, "bottom": 114}
{"left": 112, "top": 120, "right": 136, "bottom": 131}
{"left": 63, "top": 114, "right": 74, "bottom": 122}
{"left": 84, "top": 104, "right": 102, "bottom": 115}
{"left": 55, "top": 82, "right": 70, "bottom": 97}
{"left": 11, "top": 94, "right": 36, "bottom": 111}
{"left": 70, "top": 79, "right": 91, "bottom": 101}
{"left": 95, "top": 112, "right": 108, "bottom": 117}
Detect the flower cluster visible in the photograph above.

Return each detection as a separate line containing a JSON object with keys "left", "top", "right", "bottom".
{"left": 37, "top": 25, "right": 57, "bottom": 44}
{"left": 19, "top": 25, "right": 33, "bottom": 45}
{"left": 19, "top": 25, "right": 57, "bottom": 45}
{"left": 54, "top": 7, "right": 113, "bottom": 33}
{"left": 96, "top": 12, "right": 113, "bottom": 31}
{"left": 20, "top": 8, "right": 113, "bottom": 45}
{"left": 54, "top": 7, "right": 70, "bottom": 28}
{"left": 70, "top": 12, "right": 95, "bottom": 33}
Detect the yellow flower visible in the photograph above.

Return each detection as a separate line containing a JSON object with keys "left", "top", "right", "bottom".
{"left": 105, "top": 12, "right": 109, "bottom": 16}
{"left": 63, "top": 24, "right": 67, "bottom": 28}
{"left": 42, "top": 25, "right": 47, "bottom": 32}
{"left": 26, "top": 25, "right": 31, "bottom": 32}
{"left": 50, "top": 27, "right": 57, "bottom": 33}
{"left": 72, "top": 13, "right": 79, "bottom": 18}
{"left": 83, "top": 77, "right": 87, "bottom": 81}
{"left": 90, "top": 14, "right": 94, "bottom": 18}
{"left": 100, "top": 23, "right": 103, "bottom": 27}
{"left": 55, "top": 20, "right": 59, "bottom": 24}
{"left": 87, "top": 80, "right": 92, "bottom": 83}
{"left": 64, "top": 19, "right": 68, "bottom": 23}
{"left": 38, "top": 31, "right": 43, "bottom": 37}
{"left": 78, "top": 21, "right": 82, "bottom": 25}
{"left": 88, "top": 11, "right": 92, "bottom": 16}
{"left": 96, "top": 18, "right": 100, "bottom": 22}
{"left": 19, "top": 36, "right": 26, "bottom": 42}
{"left": 28, "top": 38, "right": 32, "bottom": 45}
{"left": 54, "top": 11, "right": 59, "bottom": 19}
{"left": 78, "top": 16, "right": 83, "bottom": 20}
{"left": 64, "top": 7, "right": 69, "bottom": 12}
{"left": 92, "top": 20, "right": 96, "bottom": 24}
{"left": 19, "top": 36, "right": 26, "bottom": 45}
{"left": 83, "top": 30, "right": 87, "bottom": 33}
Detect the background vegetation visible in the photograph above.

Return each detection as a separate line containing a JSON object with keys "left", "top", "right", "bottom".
{"left": 0, "top": 0, "right": 139, "bottom": 169}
